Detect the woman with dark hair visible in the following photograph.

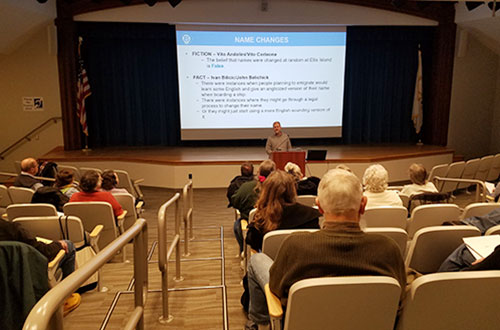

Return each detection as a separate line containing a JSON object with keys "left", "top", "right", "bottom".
{"left": 246, "top": 170, "right": 321, "bottom": 252}
{"left": 69, "top": 170, "right": 123, "bottom": 217}
{"left": 55, "top": 169, "right": 80, "bottom": 199}
{"left": 101, "top": 170, "right": 132, "bottom": 195}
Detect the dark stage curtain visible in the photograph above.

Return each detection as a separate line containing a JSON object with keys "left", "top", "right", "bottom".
{"left": 342, "top": 26, "right": 434, "bottom": 144}
{"left": 78, "top": 22, "right": 180, "bottom": 147}
{"left": 77, "top": 23, "right": 434, "bottom": 147}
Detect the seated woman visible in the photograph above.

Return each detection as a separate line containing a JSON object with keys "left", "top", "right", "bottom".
{"left": 362, "top": 164, "right": 403, "bottom": 208}
{"left": 69, "top": 170, "right": 124, "bottom": 218}
{"left": 101, "top": 170, "right": 135, "bottom": 202}
{"left": 246, "top": 170, "right": 321, "bottom": 252}
{"left": 55, "top": 169, "right": 80, "bottom": 199}
{"left": 284, "top": 162, "right": 320, "bottom": 196}
{"left": 400, "top": 163, "right": 438, "bottom": 197}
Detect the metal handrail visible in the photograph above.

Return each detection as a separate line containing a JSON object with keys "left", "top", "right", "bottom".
{"left": 0, "top": 171, "right": 56, "bottom": 182}
{"left": 23, "top": 218, "right": 148, "bottom": 330}
{"left": 182, "top": 178, "right": 194, "bottom": 256}
{"left": 157, "top": 193, "right": 183, "bottom": 323}
{"left": 0, "top": 116, "right": 62, "bottom": 160}
{"left": 433, "top": 176, "right": 488, "bottom": 202}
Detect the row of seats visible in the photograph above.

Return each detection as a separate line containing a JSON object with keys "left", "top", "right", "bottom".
{"left": 264, "top": 270, "right": 500, "bottom": 330}
{"left": 428, "top": 153, "right": 500, "bottom": 193}
{"left": 261, "top": 226, "right": 499, "bottom": 330}
{"left": 362, "top": 202, "right": 500, "bottom": 238}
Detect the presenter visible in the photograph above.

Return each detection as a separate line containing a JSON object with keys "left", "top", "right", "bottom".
{"left": 265, "top": 121, "right": 292, "bottom": 155}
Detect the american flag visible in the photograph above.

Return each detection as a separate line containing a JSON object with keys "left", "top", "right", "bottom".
{"left": 77, "top": 37, "right": 91, "bottom": 136}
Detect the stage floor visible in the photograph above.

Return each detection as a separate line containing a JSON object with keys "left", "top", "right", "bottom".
{"left": 42, "top": 144, "right": 454, "bottom": 165}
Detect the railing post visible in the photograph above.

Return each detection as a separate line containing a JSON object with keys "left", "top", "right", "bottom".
{"left": 133, "top": 221, "right": 146, "bottom": 330}
{"left": 174, "top": 195, "right": 182, "bottom": 281}
{"left": 183, "top": 182, "right": 191, "bottom": 257}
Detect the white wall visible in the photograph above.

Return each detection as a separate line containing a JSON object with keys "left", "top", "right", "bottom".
{"left": 0, "top": 24, "right": 63, "bottom": 172}
{"left": 448, "top": 30, "right": 500, "bottom": 160}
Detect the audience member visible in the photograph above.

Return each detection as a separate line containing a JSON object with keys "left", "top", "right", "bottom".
{"left": 231, "top": 160, "right": 276, "bottom": 253}
{"left": 245, "top": 169, "right": 406, "bottom": 329}
{"left": 439, "top": 243, "right": 500, "bottom": 272}
{"left": 31, "top": 186, "right": 69, "bottom": 212}
{"left": 0, "top": 219, "right": 75, "bottom": 279}
{"left": 55, "top": 169, "right": 80, "bottom": 199}
{"left": 227, "top": 162, "right": 255, "bottom": 207}
{"left": 265, "top": 121, "right": 291, "bottom": 156}
{"left": 284, "top": 162, "right": 320, "bottom": 196}
{"left": 101, "top": 170, "right": 134, "bottom": 196}
{"left": 14, "top": 157, "right": 43, "bottom": 191}
{"left": 69, "top": 170, "right": 124, "bottom": 218}
{"left": 363, "top": 164, "right": 403, "bottom": 208}
{"left": 245, "top": 170, "right": 320, "bottom": 252}
{"left": 400, "top": 163, "right": 438, "bottom": 197}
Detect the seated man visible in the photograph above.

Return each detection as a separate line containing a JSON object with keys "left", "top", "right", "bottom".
{"left": 227, "top": 162, "right": 255, "bottom": 207}
{"left": 246, "top": 169, "right": 406, "bottom": 329}
{"left": 70, "top": 170, "right": 124, "bottom": 218}
{"left": 14, "top": 157, "right": 43, "bottom": 191}
{"left": 231, "top": 160, "right": 275, "bottom": 253}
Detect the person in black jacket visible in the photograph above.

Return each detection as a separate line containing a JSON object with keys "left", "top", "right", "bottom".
{"left": 245, "top": 170, "right": 320, "bottom": 252}
{"left": 226, "top": 162, "right": 255, "bottom": 207}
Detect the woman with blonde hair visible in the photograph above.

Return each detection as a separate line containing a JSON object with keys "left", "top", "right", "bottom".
{"left": 362, "top": 164, "right": 403, "bottom": 208}
{"left": 246, "top": 170, "right": 320, "bottom": 251}
{"left": 400, "top": 163, "right": 438, "bottom": 197}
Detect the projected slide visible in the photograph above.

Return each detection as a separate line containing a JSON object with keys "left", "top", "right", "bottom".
{"left": 176, "top": 28, "right": 346, "bottom": 140}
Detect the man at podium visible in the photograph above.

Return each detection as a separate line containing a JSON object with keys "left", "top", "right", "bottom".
{"left": 265, "top": 121, "right": 292, "bottom": 156}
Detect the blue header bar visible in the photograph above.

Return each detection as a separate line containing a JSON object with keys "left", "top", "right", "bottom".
{"left": 176, "top": 31, "right": 346, "bottom": 46}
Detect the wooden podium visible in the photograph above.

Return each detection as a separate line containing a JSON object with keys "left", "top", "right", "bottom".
{"left": 271, "top": 151, "right": 306, "bottom": 173}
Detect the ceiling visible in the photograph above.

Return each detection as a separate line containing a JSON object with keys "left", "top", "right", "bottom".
{"left": 1, "top": 0, "right": 499, "bottom": 55}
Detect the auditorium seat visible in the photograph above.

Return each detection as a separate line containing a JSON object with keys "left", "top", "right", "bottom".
{"left": 474, "top": 155, "right": 494, "bottom": 182}
{"left": 439, "top": 161, "right": 465, "bottom": 194}
{"left": 113, "top": 193, "right": 142, "bottom": 231}
{"left": 265, "top": 276, "right": 401, "bottom": 330}
{"left": 485, "top": 224, "right": 500, "bottom": 236}
{"left": 57, "top": 164, "right": 81, "bottom": 182}
{"left": 64, "top": 202, "right": 127, "bottom": 261}
{"left": 461, "top": 202, "right": 500, "bottom": 220}
{"left": 396, "top": 271, "right": 500, "bottom": 330}
{"left": 79, "top": 166, "right": 103, "bottom": 175}
{"left": 486, "top": 153, "right": 500, "bottom": 182}
{"left": 364, "top": 227, "right": 408, "bottom": 257}
{"left": 13, "top": 215, "right": 104, "bottom": 290}
{"left": 428, "top": 163, "right": 449, "bottom": 191}
{"left": 6, "top": 203, "right": 58, "bottom": 221}
{"left": 296, "top": 195, "right": 316, "bottom": 207}
{"left": 0, "top": 184, "right": 12, "bottom": 213}
{"left": 362, "top": 206, "right": 407, "bottom": 229}
{"left": 458, "top": 158, "right": 480, "bottom": 190}
{"left": 405, "top": 225, "right": 480, "bottom": 274}
{"left": 8, "top": 186, "right": 34, "bottom": 204}
{"left": 114, "top": 169, "right": 144, "bottom": 201}
{"left": 406, "top": 204, "right": 461, "bottom": 238}
{"left": 262, "top": 229, "right": 319, "bottom": 260}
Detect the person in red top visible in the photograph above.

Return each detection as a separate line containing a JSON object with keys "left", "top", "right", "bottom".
{"left": 69, "top": 170, "right": 124, "bottom": 217}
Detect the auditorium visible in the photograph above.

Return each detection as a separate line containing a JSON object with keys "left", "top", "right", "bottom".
{"left": 1, "top": 0, "right": 500, "bottom": 329}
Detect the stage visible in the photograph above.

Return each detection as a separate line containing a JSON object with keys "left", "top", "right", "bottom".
{"left": 41, "top": 144, "right": 454, "bottom": 188}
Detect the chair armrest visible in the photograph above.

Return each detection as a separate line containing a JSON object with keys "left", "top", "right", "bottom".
{"left": 2, "top": 213, "right": 7, "bottom": 221}
{"left": 265, "top": 284, "right": 283, "bottom": 330}
{"left": 89, "top": 225, "right": 104, "bottom": 252}
{"left": 117, "top": 210, "right": 128, "bottom": 221}
{"left": 135, "top": 201, "right": 144, "bottom": 215}
{"left": 47, "top": 249, "right": 66, "bottom": 286}
{"left": 48, "top": 249, "right": 66, "bottom": 270}
{"left": 133, "top": 178, "right": 145, "bottom": 184}
{"left": 486, "top": 195, "right": 495, "bottom": 202}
